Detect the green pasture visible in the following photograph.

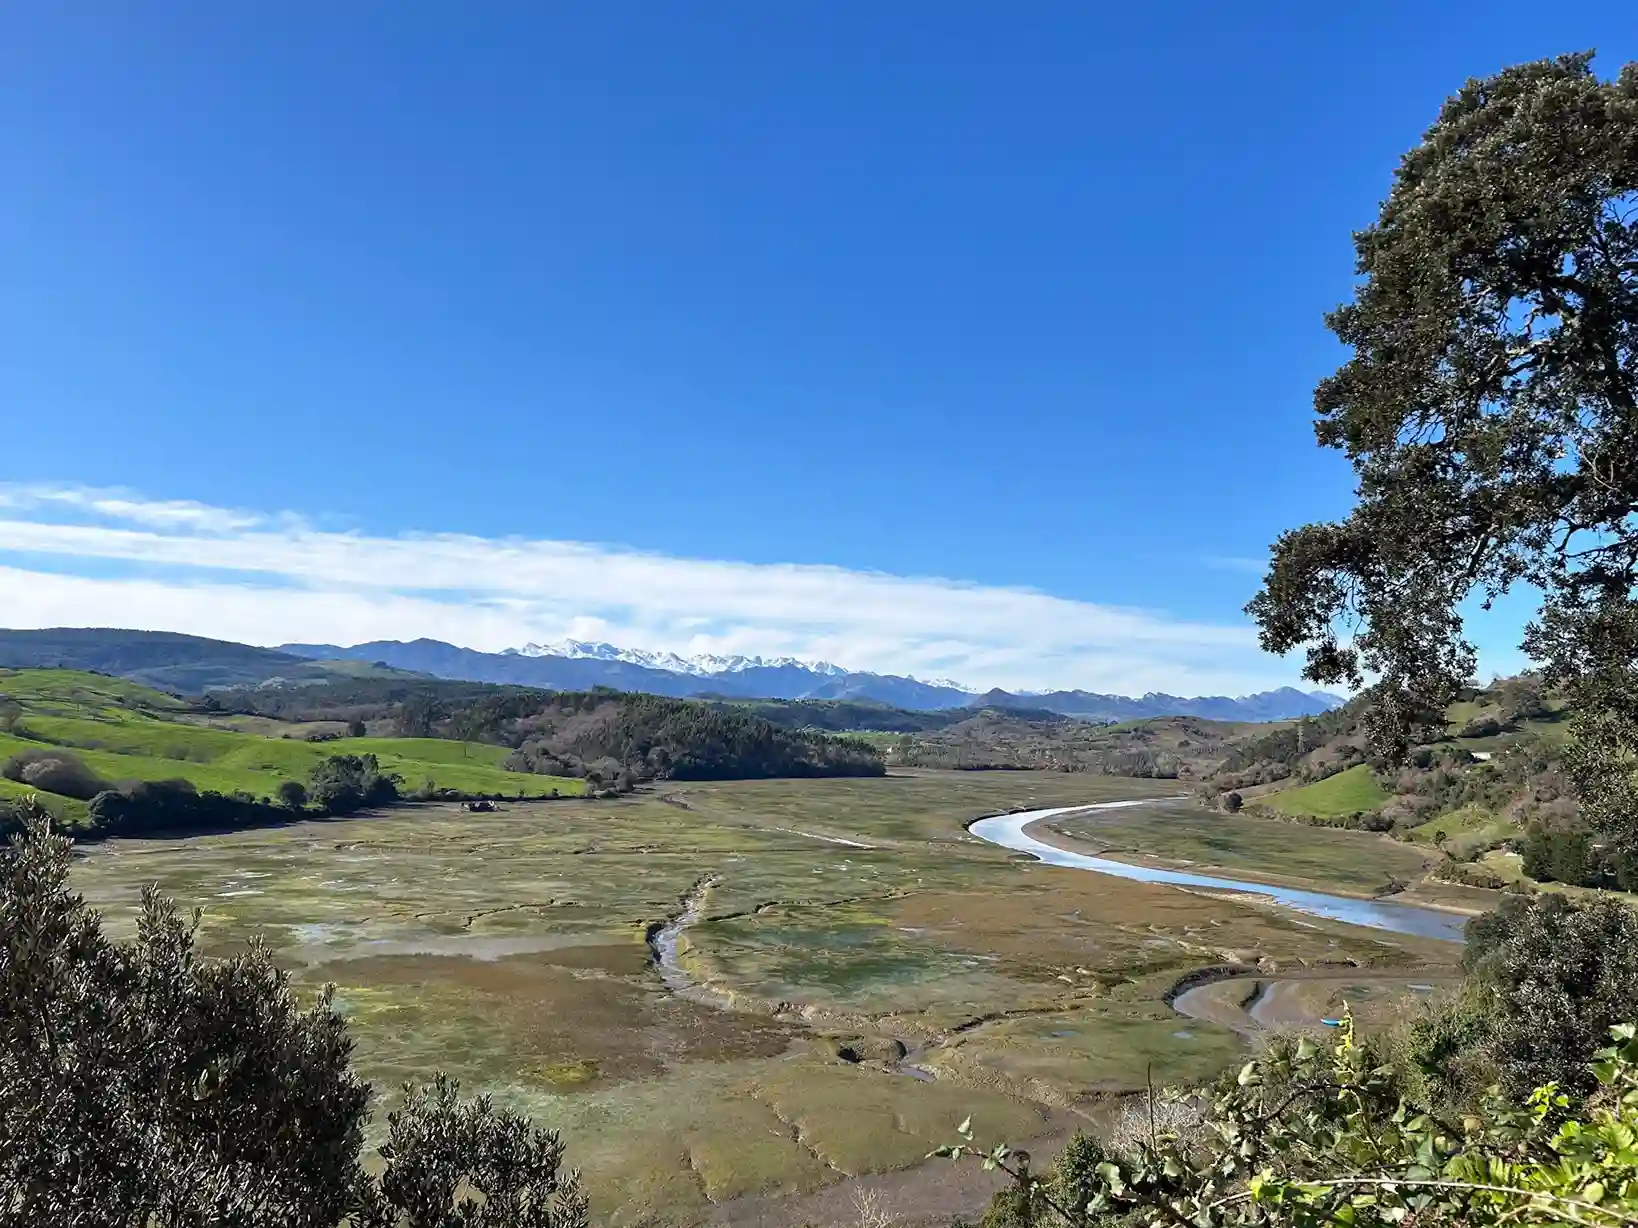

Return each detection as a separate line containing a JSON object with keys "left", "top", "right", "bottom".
{"left": 0, "top": 668, "right": 582, "bottom": 811}
{"left": 1259, "top": 764, "right": 1390, "bottom": 818}
{"left": 1405, "top": 804, "right": 1521, "bottom": 859}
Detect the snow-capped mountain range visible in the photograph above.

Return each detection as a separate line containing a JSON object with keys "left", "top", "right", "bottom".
{"left": 511, "top": 639, "right": 852, "bottom": 680}
{"left": 509, "top": 639, "right": 971, "bottom": 690}
{"left": 275, "top": 636, "right": 1345, "bottom": 722}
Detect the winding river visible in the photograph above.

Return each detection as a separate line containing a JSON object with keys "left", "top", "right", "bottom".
{"left": 967, "top": 802, "right": 1468, "bottom": 943}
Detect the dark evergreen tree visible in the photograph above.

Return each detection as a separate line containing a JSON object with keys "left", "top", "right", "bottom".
{"left": 1245, "top": 54, "right": 1638, "bottom": 862}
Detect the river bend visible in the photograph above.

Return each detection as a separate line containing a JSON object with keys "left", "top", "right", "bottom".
{"left": 967, "top": 803, "right": 1467, "bottom": 943}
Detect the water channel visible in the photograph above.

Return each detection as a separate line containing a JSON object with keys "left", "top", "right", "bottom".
{"left": 967, "top": 802, "right": 1468, "bottom": 943}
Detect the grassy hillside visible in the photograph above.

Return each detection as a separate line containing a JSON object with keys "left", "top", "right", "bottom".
{"left": 0, "top": 669, "right": 585, "bottom": 823}
{"left": 0, "top": 775, "right": 88, "bottom": 824}
{"left": 1260, "top": 763, "right": 1391, "bottom": 819}
{"left": 1203, "top": 673, "right": 1602, "bottom": 890}
{"left": 1404, "top": 804, "right": 1522, "bottom": 860}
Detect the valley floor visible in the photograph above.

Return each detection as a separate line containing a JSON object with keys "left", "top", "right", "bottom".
{"left": 68, "top": 771, "right": 1463, "bottom": 1227}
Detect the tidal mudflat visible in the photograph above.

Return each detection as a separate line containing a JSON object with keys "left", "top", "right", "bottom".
{"left": 69, "top": 771, "right": 1461, "bottom": 1225}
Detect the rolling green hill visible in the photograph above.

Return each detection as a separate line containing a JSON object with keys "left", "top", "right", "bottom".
{"left": 1260, "top": 763, "right": 1391, "bottom": 819}
{"left": 0, "top": 669, "right": 585, "bottom": 826}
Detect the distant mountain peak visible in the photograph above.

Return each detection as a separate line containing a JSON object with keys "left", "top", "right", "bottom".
{"left": 507, "top": 639, "right": 849, "bottom": 679}
{"left": 505, "top": 640, "right": 985, "bottom": 691}
{"left": 267, "top": 634, "right": 1347, "bottom": 721}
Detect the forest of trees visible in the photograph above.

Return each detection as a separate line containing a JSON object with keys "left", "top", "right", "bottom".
{"left": 222, "top": 680, "right": 885, "bottom": 784}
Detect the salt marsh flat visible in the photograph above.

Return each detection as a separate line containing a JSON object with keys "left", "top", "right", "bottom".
{"left": 69, "top": 771, "right": 1460, "bottom": 1226}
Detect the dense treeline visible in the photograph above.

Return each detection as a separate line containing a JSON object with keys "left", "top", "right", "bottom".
{"left": 707, "top": 696, "right": 981, "bottom": 732}
{"left": 216, "top": 679, "right": 885, "bottom": 783}
{"left": 500, "top": 692, "right": 885, "bottom": 781}
{"left": 891, "top": 713, "right": 1246, "bottom": 778}
{"left": 223, "top": 677, "right": 963, "bottom": 736}
{"left": 85, "top": 780, "right": 291, "bottom": 838}
{"left": 0, "top": 775, "right": 291, "bottom": 841}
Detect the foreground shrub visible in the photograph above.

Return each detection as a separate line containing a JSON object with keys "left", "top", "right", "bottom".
{"left": 1465, "top": 892, "right": 1638, "bottom": 1095}
{"left": 0, "top": 806, "right": 586, "bottom": 1227}
{"left": 942, "top": 1015, "right": 1638, "bottom": 1227}
{"left": 1369, "top": 986, "right": 1499, "bottom": 1111}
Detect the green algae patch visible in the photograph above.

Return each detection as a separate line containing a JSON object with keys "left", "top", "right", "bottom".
{"left": 535, "top": 1059, "right": 601, "bottom": 1088}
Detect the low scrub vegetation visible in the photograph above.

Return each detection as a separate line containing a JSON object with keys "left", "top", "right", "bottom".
{"left": 948, "top": 1015, "right": 1638, "bottom": 1228}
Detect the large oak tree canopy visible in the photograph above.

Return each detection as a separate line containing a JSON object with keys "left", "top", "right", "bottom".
{"left": 1249, "top": 54, "right": 1638, "bottom": 774}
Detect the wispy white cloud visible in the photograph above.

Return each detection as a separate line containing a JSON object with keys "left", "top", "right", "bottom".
{"left": 0, "top": 483, "right": 267, "bottom": 534}
{"left": 0, "top": 483, "right": 1308, "bottom": 695}
{"left": 1202, "top": 555, "right": 1270, "bottom": 576}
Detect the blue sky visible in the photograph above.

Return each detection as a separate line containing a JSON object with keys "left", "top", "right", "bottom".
{"left": 2, "top": 4, "right": 1631, "bottom": 693}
